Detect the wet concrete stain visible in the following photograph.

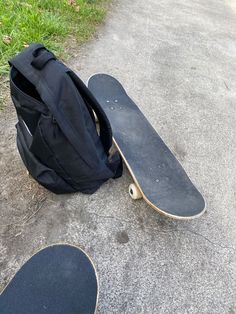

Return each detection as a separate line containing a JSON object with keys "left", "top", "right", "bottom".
{"left": 116, "top": 230, "right": 129, "bottom": 244}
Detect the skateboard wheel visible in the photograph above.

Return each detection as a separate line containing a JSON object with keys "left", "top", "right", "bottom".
{"left": 129, "top": 183, "right": 142, "bottom": 200}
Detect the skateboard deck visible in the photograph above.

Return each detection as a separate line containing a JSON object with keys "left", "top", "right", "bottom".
{"left": 0, "top": 244, "right": 98, "bottom": 314}
{"left": 88, "top": 74, "right": 205, "bottom": 219}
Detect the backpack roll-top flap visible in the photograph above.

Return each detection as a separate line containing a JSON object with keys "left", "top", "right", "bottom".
{"left": 31, "top": 49, "right": 56, "bottom": 70}
{"left": 9, "top": 44, "right": 44, "bottom": 86}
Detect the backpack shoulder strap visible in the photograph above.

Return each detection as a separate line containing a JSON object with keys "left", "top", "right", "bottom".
{"left": 68, "top": 71, "right": 112, "bottom": 154}
{"left": 68, "top": 71, "right": 123, "bottom": 178}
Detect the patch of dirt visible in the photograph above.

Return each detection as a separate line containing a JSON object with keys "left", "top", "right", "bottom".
{"left": 0, "top": 78, "right": 10, "bottom": 111}
{"left": 0, "top": 101, "right": 50, "bottom": 228}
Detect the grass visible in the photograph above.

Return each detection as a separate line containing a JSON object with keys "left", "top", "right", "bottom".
{"left": 0, "top": 0, "right": 110, "bottom": 76}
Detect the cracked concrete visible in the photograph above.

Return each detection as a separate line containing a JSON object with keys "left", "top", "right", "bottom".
{"left": 0, "top": 0, "right": 236, "bottom": 313}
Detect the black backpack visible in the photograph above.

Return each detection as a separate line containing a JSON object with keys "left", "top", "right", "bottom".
{"left": 9, "top": 44, "right": 122, "bottom": 194}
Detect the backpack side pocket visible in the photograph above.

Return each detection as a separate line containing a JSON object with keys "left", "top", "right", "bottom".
{"left": 16, "top": 119, "right": 75, "bottom": 194}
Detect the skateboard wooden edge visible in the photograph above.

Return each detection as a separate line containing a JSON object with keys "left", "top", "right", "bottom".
{"left": 112, "top": 138, "right": 206, "bottom": 220}
{"left": 0, "top": 243, "right": 99, "bottom": 314}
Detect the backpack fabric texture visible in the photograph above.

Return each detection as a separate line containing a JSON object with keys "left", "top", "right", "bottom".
{"left": 9, "top": 43, "right": 122, "bottom": 194}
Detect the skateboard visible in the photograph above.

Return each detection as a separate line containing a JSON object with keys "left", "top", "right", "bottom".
{"left": 0, "top": 244, "right": 98, "bottom": 314}
{"left": 88, "top": 74, "right": 205, "bottom": 219}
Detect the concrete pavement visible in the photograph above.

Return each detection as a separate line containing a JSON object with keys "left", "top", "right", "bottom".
{"left": 0, "top": 0, "right": 236, "bottom": 313}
